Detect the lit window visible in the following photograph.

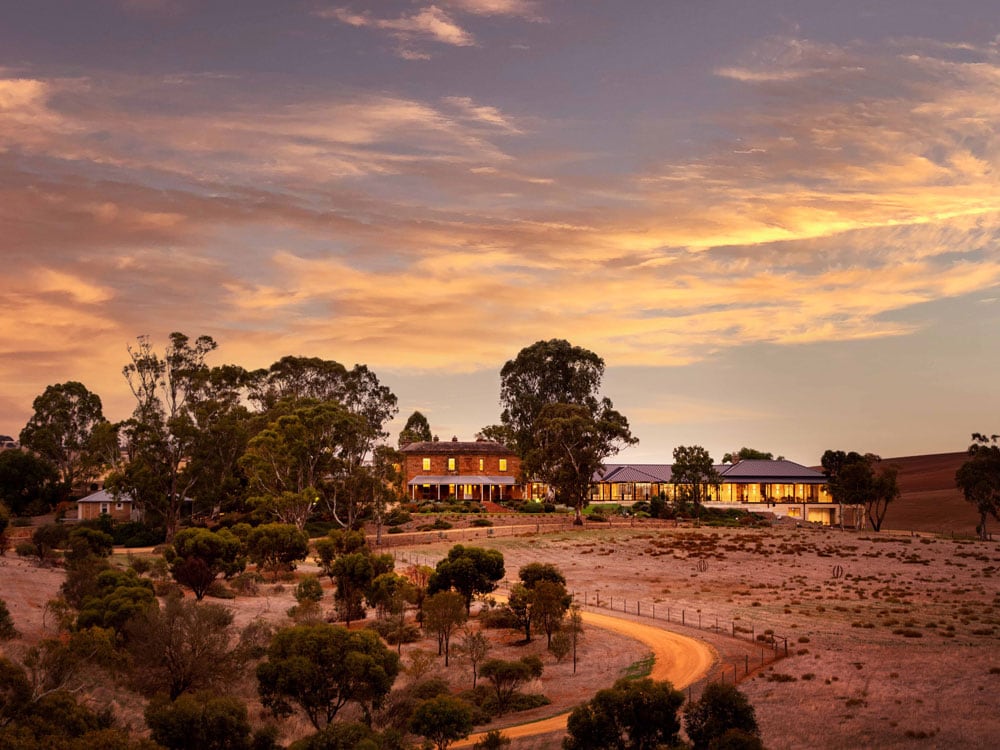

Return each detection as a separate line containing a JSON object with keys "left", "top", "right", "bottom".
{"left": 479, "top": 458, "right": 484, "bottom": 471}
{"left": 499, "top": 459, "right": 508, "bottom": 471}
{"left": 422, "top": 458, "right": 431, "bottom": 471}
{"left": 448, "top": 458, "right": 456, "bottom": 471}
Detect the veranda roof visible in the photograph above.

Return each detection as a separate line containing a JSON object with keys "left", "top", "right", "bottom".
{"left": 407, "top": 475, "right": 517, "bottom": 486}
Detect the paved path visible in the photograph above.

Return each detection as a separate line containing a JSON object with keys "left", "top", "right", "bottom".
{"left": 456, "top": 609, "right": 717, "bottom": 746}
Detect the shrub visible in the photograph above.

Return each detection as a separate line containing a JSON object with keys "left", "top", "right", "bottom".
{"left": 206, "top": 580, "right": 236, "bottom": 599}
{"left": 113, "top": 522, "right": 165, "bottom": 547}
{"left": 685, "top": 683, "right": 760, "bottom": 750}
{"left": 386, "top": 508, "right": 412, "bottom": 526}
{"left": 471, "top": 518, "right": 493, "bottom": 528}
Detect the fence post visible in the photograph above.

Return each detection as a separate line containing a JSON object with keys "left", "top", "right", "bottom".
{"left": 637, "top": 601, "right": 640, "bottom": 617}
{"left": 682, "top": 610, "right": 685, "bottom": 626}
{"left": 699, "top": 612, "right": 702, "bottom": 629}
{"left": 745, "top": 654, "right": 749, "bottom": 675}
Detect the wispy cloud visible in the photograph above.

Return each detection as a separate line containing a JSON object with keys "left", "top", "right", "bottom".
{"left": 3, "top": 32, "right": 1000, "bottom": 427}
{"left": 320, "top": 5, "right": 475, "bottom": 57}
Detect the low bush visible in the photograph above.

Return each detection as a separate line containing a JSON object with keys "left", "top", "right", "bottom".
{"left": 386, "top": 508, "right": 412, "bottom": 526}
{"left": 471, "top": 518, "right": 493, "bottom": 528}
{"left": 479, "top": 605, "right": 519, "bottom": 629}
{"left": 206, "top": 580, "right": 236, "bottom": 599}
{"left": 112, "top": 522, "right": 165, "bottom": 547}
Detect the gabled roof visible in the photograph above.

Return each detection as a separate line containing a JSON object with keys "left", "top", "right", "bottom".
{"left": 592, "top": 459, "right": 827, "bottom": 484}
{"left": 718, "top": 459, "right": 826, "bottom": 482}
{"left": 78, "top": 489, "right": 132, "bottom": 504}
{"left": 597, "top": 464, "right": 674, "bottom": 483}
{"left": 400, "top": 440, "right": 514, "bottom": 456}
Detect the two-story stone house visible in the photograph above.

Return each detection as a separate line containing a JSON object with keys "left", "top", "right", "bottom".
{"left": 400, "top": 437, "right": 524, "bottom": 503}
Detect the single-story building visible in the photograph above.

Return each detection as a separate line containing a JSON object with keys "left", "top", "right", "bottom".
{"left": 76, "top": 488, "right": 138, "bottom": 523}
{"left": 591, "top": 459, "right": 836, "bottom": 524}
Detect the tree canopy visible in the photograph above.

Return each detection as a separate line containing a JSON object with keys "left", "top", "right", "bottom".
{"left": 499, "top": 339, "right": 607, "bottom": 460}
{"left": 671, "top": 445, "right": 720, "bottom": 517}
{"left": 528, "top": 402, "right": 635, "bottom": 524}
{"left": 428, "top": 545, "right": 505, "bottom": 614}
{"left": 955, "top": 433, "right": 1000, "bottom": 540}
{"left": 19, "top": 381, "right": 109, "bottom": 501}
{"left": 563, "top": 677, "right": 684, "bottom": 750}
{"left": 257, "top": 623, "right": 400, "bottom": 729}
{"left": 398, "top": 410, "right": 433, "bottom": 447}
{"left": 721, "top": 447, "right": 775, "bottom": 464}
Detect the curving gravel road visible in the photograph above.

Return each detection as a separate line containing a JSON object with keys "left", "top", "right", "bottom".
{"left": 456, "top": 608, "right": 717, "bottom": 746}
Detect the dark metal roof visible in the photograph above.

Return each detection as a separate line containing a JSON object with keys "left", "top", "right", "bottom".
{"left": 598, "top": 465, "right": 674, "bottom": 483}
{"left": 718, "top": 459, "right": 826, "bottom": 482}
{"left": 400, "top": 440, "right": 513, "bottom": 455}
{"left": 592, "top": 459, "right": 827, "bottom": 485}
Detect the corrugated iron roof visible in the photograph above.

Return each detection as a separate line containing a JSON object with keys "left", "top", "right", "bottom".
{"left": 407, "top": 475, "right": 517, "bottom": 486}
{"left": 719, "top": 459, "right": 826, "bottom": 481}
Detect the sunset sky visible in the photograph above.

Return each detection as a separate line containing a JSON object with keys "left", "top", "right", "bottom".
{"left": 3, "top": 0, "right": 1000, "bottom": 464}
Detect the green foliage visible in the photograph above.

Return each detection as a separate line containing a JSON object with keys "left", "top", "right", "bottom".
{"left": 563, "top": 677, "right": 684, "bottom": 750}
{"left": 0, "top": 445, "right": 60, "bottom": 517}
{"left": 684, "top": 683, "right": 760, "bottom": 750}
{"left": 385, "top": 507, "right": 412, "bottom": 526}
{"left": 166, "top": 527, "right": 245, "bottom": 599}
{"left": 19, "top": 381, "right": 109, "bottom": 502}
{"left": 398, "top": 410, "right": 433, "bottom": 448}
{"left": 22, "top": 627, "right": 121, "bottom": 699}
{"left": 246, "top": 523, "right": 309, "bottom": 580}
{"left": 76, "top": 568, "right": 156, "bottom": 634}
{"left": 410, "top": 694, "right": 474, "bottom": 750}
{"left": 722, "top": 448, "right": 774, "bottom": 464}
{"left": 296, "top": 575, "right": 324, "bottom": 604}
{"left": 0, "top": 656, "right": 148, "bottom": 750}
{"left": 125, "top": 594, "right": 239, "bottom": 699}
{"left": 145, "top": 691, "right": 252, "bottom": 750}
{"left": 289, "top": 722, "right": 380, "bottom": 750}
{"left": 498, "top": 339, "right": 606, "bottom": 460}
{"left": 428, "top": 545, "right": 505, "bottom": 614}
{"left": 822, "top": 450, "right": 900, "bottom": 531}
{"left": 29, "top": 522, "right": 70, "bottom": 563}
{"left": 112, "top": 521, "right": 166, "bottom": 547}
{"left": 257, "top": 623, "right": 401, "bottom": 729}
{"left": 955, "top": 433, "right": 1000, "bottom": 540}
{"left": 478, "top": 656, "right": 544, "bottom": 716}
{"left": 116, "top": 332, "right": 219, "bottom": 541}
{"left": 423, "top": 591, "right": 467, "bottom": 665}
{"left": 672, "top": 445, "right": 721, "bottom": 516}
{"left": 0, "top": 599, "right": 18, "bottom": 640}
{"left": 473, "top": 730, "right": 512, "bottom": 749}
{"left": 527, "top": 402, "right": 636, "bottom": 525}
{"left": 65, "top": 527, "right": 114, "bottom": 563}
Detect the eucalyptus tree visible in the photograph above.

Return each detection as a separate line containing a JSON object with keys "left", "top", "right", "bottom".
{"left": 113, "top": 332, "right": 217, "bottom": 540}
{"left": 19, "top": 381, "right": 109, "bottom": 500}
{"left": 955, "top": 432, "right": 1000, "bottom": 541}
{"left": 671, "top": 445, "right": 720, "bottom": 519}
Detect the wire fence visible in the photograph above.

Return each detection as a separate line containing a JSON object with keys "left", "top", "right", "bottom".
{"left": 388, "top": 547, "right": 789, "bottom": 702}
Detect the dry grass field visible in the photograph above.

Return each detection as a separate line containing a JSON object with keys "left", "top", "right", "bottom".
{"left": 1, "top": 452, "right": 996, "bottom": 748}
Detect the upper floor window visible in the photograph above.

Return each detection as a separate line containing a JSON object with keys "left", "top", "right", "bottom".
{"left": 479, "top": 458, "right": 484, "bottom": 471}
{"left": 499, "top": 459, "right": 508, "bottom": 471}
{"left": 448, "top": 457, "right": 456, "bottom": 471}
{"left": 422, "top": 458, "right": 431, "bottom": 471}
